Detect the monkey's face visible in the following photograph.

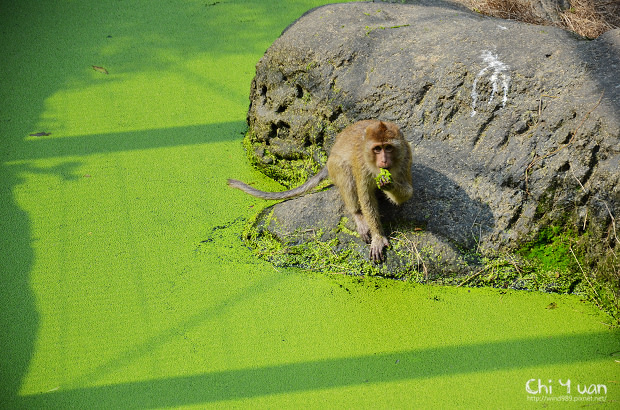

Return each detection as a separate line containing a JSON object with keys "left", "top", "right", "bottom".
{"left": 371, "top": 143, "right": 394, "bottom": 169}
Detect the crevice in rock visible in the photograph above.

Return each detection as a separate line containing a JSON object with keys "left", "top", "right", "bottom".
{"left": 472, "top": 114, "right": 495, "bottom": 146}
{"left": 557, "top": 161, "right": 570, "bottom": 173}
{"left": 328, "top": 105, "right": 343, "bottom": 122}
{"left": 442, "top": 103, "right": 459, "bottom": 126}
{"left": 496, "top": 128, "right": 512, "bottom": 149}
{"left": 414, "top": 83, "right": 433, "bottom": 106}
{"left": 580, "top": 144, "right": 600, "bottom": 187}
{"left": 275, "top": 120, "right": 290, "bottom": 137}
{"left": 267, "top": 123, "right": 277, "bottom": 140}
{"left": 505, "top": 203, "right": 524, "bottom": 231}
{"left": 559, "top": 131, "right": 573, "bottom": 145}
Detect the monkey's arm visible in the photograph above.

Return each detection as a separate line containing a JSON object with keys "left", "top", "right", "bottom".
{"left": 381, "top": 171, "right": 413, "bottom": 205}
{"left": 357, "top": 179, "right": 390, "bottom": 262}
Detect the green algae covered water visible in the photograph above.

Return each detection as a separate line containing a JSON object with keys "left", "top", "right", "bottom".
{"left": 1, "top": 1, "right": 618, "bottom": 408}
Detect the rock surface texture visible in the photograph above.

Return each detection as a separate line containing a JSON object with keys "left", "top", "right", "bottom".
{"left": 243, "top": 1, "right": 620, "bottom": 280}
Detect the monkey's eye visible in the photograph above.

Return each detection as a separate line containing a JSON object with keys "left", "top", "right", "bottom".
{"left": 384, "top": 145, "right": 394, "bottom": 153}
{"left": 373, "top": 146, "right": 383, "bottom": 154}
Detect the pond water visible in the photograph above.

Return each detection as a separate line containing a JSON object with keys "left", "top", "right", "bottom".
{"left": 1, "top": 0, "right": 617, "bottom": 407}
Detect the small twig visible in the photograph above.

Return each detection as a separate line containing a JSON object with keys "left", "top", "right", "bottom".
{"left": 411, "top": 240, "right": 428, "bottom": 281}
{"left": 570, "top": 168, "right": 589, "bottom": 231}
{"left": 570, "top": 167, "right": 618, "bottom": 248}
{"left": 295, "top": 228, "right": 318, "bottom": 242}
{"left": 602, "top": 201, "right": 620, "bottom": 247}
{"left": 569, "top": 245, "right": 600, "bottom": 302}
{"left": 525, "top": 92, "right": 604, "bottom": 195}
{"left": 568, "top": 244, "right": 610, "bottom": 317}
{"left": 392, "top": 231, "right": 428, "bottom": 280}
{"left": 537, "top": 94, "right": 558, "bottom": 124}
{"left": 507, "top": 254, "right": 522, "bottom": 275}
{"left": 457, "top": 265, "right": 491, "bottom": 287}
{"left": 570, "top": 168, "right": 587, "bottom": 192}
{"left": 470, "top": 213, "right": 484, "bottom": 254}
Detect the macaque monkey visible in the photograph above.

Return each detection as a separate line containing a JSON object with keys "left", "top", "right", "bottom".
{"left": 228, "top": 119, "right": 413, "bottom": 262}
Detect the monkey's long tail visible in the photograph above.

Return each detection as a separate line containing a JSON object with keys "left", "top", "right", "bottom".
{"left": 227, "top": 167, "right": 329, "bottom": 200}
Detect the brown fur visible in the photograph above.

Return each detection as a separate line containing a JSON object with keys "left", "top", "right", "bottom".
{"left": 228, "top": 119, "right": 413, "bottom": 262}
{"left": 327, "top": 120, "right": 413, "bottom": 262}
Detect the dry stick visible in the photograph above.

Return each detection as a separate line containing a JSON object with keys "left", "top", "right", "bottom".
{"left": 570, "top": 168, "right": 589, "bottom": 231}
{"left": 602, "top": 201, "right": 620, "bottom": 248}
{"left": 457, "top": 265, "right": 490, "bottom": 287}
{"left": 570, "top": 164, "right": 618, "bottom": 253}
{"left": 411, "top": 240, "right": 429, "bottom": 281}
{"left": 458, "top": 255, "right": 524, "bottom": 288}
{"left": 507, "top": 254, "right": 522, "bottom": 275}
{"left": 569, "top": 245, "right": 602, "bottom": 309}
{"left": 537, "top": 94, "right": 558, "bottom": 124}
{"left": 393, "top": 231, "right": 428, "bottom": 280}
{"left": 570, "top": 167, "right": 587, "bottom": 191}
{"left": 525, "top": 92, "right": 604, "bottom": 195}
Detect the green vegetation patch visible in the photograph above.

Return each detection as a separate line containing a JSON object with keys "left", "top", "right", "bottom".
{"left": 243, "top": 130, "right": 327, "bottom": 188}
{"left": 516, "top": 225, "right": 619, "bottom": 323}
{"left": 243, "top": 212, "right": 392, "bottom": 276}
{"left": 244, "top": 209, "right": 620, "bottom": 324}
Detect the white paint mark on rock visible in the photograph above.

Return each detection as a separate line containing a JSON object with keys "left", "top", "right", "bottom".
{"left": 471, "top": 51, "right": 511, "bottom": 117}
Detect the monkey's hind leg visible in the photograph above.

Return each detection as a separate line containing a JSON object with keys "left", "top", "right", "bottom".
{"left": 357, "top": 181, "right": 390, "bottom": 262}
{"left": 352, "top": 212, "right": 371, "bottom": 243}
{"left": 329, "top": 163, "right": 372, "bottom": 243}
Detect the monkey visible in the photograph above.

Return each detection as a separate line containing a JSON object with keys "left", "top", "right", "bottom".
{"left": 227, "top": 119, "right": 413, "bottom": 262}
{"left": 326, "top": 120, "right": 413, "bottom": 262}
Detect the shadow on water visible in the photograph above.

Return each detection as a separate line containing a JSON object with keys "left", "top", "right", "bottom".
{"left": 1, "top": 0, "right": 617, "bottom": 407}
{"left": 0, "top": 119, "right": 245, "bottom": 405}
{"left": 10, "top": 122, "right": 246, "bottom": 162}
{"left": 0, "top": 166, "right": 38, "bottom": 404}
{"left": 12, "top": 330, "right": 620, "bottom": 408}
{"left": 0, "top": 0, "right": 281, "bottom": 401}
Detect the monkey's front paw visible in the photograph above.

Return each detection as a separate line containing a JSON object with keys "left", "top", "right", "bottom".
{"left": 369, "top": 236, "right": 390, "bottom": 263}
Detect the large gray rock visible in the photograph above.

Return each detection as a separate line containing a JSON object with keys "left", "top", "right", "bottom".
{"left": 243, "top": 1, "right": 620, "bottom": 282}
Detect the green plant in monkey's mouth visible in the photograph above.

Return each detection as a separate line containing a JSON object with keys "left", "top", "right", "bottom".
{"left": 375, "top": 168, "right": 392, "bottom": 189}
